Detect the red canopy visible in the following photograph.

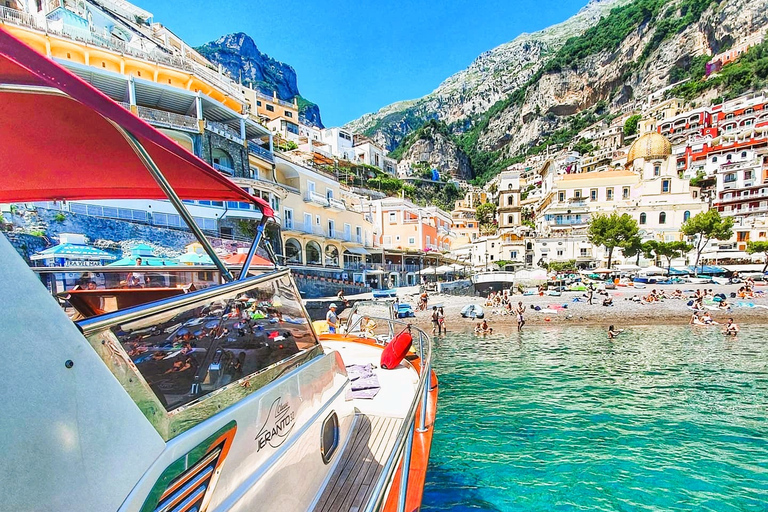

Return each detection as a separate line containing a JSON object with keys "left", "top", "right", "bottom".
{"left": 0, "top": 28, "right": 273, "bottom": 217}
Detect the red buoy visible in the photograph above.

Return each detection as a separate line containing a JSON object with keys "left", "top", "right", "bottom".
{"left": 381, "top": 329, "right": 413, "bottom": 369}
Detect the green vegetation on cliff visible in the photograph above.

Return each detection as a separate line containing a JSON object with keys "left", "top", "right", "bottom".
{"left": 388, "top": 119, "right": 452, "bottom": 160}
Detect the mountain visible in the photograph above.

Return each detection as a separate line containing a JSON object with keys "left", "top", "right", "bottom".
{"left": 390, "top": 120, "right": 473, "bottom": 180}
{"left": 347, "top": 0, "right": 768, "bottom": 184}
{"left": 345, "top": 0, "right": 632, "bottom": 150}
{"left": 197, "top": 33, "right": 323, "bottom": 128}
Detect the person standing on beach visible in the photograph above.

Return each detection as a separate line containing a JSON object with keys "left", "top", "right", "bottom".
{"left": 587, "top": 284, "right": 594, "bottom": 305}
{"left": 431, "top": 306, "right": 440, "bottom": 335}
{"left": 515, "top": 301, "right": 526, "bottom": 332}
{"left": 724, "top": 318, "right": 739, "bottom": 336}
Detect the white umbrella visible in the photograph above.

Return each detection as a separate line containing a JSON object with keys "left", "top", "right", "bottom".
{"left": 616, "top": 264, "right": 640, "bottom": 271}
{"left": 435, "top": 265, "right": 454, "bottom": 274}
{"left": 639, "top": 265, "right": 666, "bottom": 275}
{"left": 591, "top": 267, "right": 613, "bottom": 274}
{"left": 418, "top": 267, "right": 439, "bottom": 275}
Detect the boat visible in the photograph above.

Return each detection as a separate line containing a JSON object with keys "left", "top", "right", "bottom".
{"left": 471, "top": 271, "right": 516, "bottom": 295}
{"left": 372, "top": 288, "right": 398, "bottom": 298}
{"left": 0, "top": 28, "right": 437, "bottom": 512}
{"left": 460, "top": 304, "right": 485, "bottom": 319}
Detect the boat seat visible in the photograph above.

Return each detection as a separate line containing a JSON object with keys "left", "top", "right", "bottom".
{"left": 314, "top": 414, "right": 403, "bottom": 512}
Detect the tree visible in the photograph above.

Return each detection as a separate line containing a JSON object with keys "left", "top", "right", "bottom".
{"left": 588, "top": 212, "right": 639, "bottom": 269}
{"left": 681, "top": 210, "right": 734, "bottom": 275}
{"left": 746, "top": 241, "right": 768, "bottom": 272}
{"left": 620, "top": 235, "right": 644, "bottom": 265}
{"left": 623, "top": 114, "right": 641, "bottom": 137}
{"left": 476, "top": 202, "right": 497, "bottom": 228}
{"left": 656, "top": 241, "right": 693, "bottom": 273}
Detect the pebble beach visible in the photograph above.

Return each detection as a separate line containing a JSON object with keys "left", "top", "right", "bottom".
{"left": 394, "top": 283, "right": 768, "bottom": 334}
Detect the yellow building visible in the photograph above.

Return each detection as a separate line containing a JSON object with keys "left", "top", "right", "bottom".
{"left": 274, "top": 153, "right": 374, "bottom": 270}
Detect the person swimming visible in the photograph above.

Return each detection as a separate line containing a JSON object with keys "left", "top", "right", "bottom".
{"left": 724, "top": 318, "right": 739, "bottom": 336}
{"left": 607, "top": 325, "right": 623, "bottom": 339}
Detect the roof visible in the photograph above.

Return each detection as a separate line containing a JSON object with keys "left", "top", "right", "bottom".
{"left": 30, "top": 243, "right": 116, "bottom": 261}
{"left": 626, "top": 132, "right": 672, "bottom": 165}
{"left": 0, "top": 28, "right": 272, "bottom": 216}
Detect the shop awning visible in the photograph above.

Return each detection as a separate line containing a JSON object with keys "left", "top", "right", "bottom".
{"left": 344, "top": 246, "right": 370, "bottom": 256}
{"left": 0, "top": 28, "right": 272, "bottom": 216}
{"left": 30, "top": 243, "right": 116, "bottom": 261}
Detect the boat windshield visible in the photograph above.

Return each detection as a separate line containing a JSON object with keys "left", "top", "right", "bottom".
{"left": 82, "top": 271, "right": 318, "bottom": 415}
{"left": 344, "top": 301, "right": 396, "bottom": 333}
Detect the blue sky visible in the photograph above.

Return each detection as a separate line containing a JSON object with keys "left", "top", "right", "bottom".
{"left": 148, "top": 0, "right": 589, "bottom": 126}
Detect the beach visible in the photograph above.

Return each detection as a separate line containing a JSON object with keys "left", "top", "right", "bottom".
{"left": 392, "top": 283, "right": 768, "bottom": 334}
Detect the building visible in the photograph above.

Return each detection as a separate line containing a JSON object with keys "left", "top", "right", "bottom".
{"left": 451, "top": 188, "right": 487, "bottom": 244}
{"left": 320, "top": 127, "right": 355, "bottom": 161}
{"left": 353, "top": 135, "right": 397, "bottom": 175}
{"left": 2, "top": 0, "right": 281, "bottom": 239}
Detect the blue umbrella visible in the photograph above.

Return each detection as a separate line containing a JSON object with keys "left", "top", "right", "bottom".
{"left": 30, "top": 243, "right": 116, "bottom": 262}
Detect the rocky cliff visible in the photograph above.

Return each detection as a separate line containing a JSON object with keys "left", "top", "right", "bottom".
{"left": 391, "top": 121, "right": 473, "bottom": 180}
{"left": 346, "top": 0, "right": 768, "bottom": 183}
{"left": 197, "top": 33, "right": 323, "bottom": 127}
{"left": 345, "top": 0, "right": 632, "bottom": 150}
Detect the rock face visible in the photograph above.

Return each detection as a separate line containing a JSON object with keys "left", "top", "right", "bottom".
{"left": 399, "top": 129, "right": 473, "bottom": 180}
{"left": 346, "top": 0, "right": 768, "bottom": 164}
{"left": 345, "top": 0, "right": 631, "bottom": 150}
{"left": 197, "top": 33, "right": 324, "bottom": 128}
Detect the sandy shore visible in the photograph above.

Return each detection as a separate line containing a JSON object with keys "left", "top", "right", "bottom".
{"left": 392, "top": 284, "right": 768, "bottom": 334}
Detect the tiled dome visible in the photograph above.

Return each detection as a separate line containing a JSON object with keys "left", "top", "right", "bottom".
{"left": 626, "top": 132, "right": 672, "bottom": 165}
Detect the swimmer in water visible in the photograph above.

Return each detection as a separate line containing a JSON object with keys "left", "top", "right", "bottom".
{"left": 607, "top": 325, "right": 623, "bottom": 339}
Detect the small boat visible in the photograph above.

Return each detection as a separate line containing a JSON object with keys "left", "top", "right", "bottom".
{"left": 372, "top": 288, "right": 398, "bottom": 298}
{"left": 0, "top": 29, "right": 437, "bottom": 512}
{"left": 460, "top": 304, "right": 485, "bottom": 319}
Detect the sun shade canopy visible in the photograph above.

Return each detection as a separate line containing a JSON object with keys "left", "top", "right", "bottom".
{"left": 0, "top": 28, "right": 273, "bottom": 217}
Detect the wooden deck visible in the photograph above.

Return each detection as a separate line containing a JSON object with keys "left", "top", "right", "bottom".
{"left": 314, "top": 414, "right": 404, "bottom": 512}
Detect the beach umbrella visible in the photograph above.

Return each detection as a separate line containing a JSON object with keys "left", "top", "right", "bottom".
{"left": 591, "top": 267, "right": 613, "bottom": 274}
{"left": 616, "top": 264, "right": 640, "bottom": 271}
{"left": 178, "top": 252, "right": 213, "bottom": 265}
{"left": 418, "top": 267, "right": 439, "bottom": 275}
{"left": 435, "top": 265, "right": 453, "bottom": 274}
{"left": 223, "top": 251, "right": 273, "bottom": 267}
{"left": 638, "top": 265, "right": 666, "bottom": 275}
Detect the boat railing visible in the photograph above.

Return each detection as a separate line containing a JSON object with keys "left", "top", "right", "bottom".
{"left": 342, "top": 316, "right": 434, "bottom": 512}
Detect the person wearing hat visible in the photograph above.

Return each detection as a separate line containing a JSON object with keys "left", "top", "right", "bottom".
{"left": 326, "top": 303, "right": 338, "bottom": 334}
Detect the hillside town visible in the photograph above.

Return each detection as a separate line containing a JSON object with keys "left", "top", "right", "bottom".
{"left": 1, "top": 0, "right": 767, "bottom": 298}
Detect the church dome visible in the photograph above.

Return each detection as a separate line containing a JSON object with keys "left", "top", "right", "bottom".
{"left": 626, "top": 132, "right": 672, "bottom": 165}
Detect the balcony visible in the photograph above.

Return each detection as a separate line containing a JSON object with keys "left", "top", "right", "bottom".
{"left": 327, "top": 197, "right": 346, "bottom": 211}
{"left": 0, "top": 6, "right": 245, "bottom": 103}
{"left": 247, "top": 141, "right": 274, "bottom": 163}
{"left": 206, "top": 121, "right": 244, "bottom": 144}
{"left": 134, "top": 105, "right": 198, "bottom": 132}
{"left": 304, "top": 191, "right": 330, "bottom": 207}
{"left": 213, "top": 163, "right": 236, "bottom": 176}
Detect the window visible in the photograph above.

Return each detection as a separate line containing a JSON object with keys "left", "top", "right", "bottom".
{"left": 640, "top": 213, "right": 647, "bottom": 225}
{"left": 284, "top": 208, "right": 293, "bottom": 229}
{"left": 389, "top": 212, "right": 397, "bottom": 223}
{"left": 304, "top": 213, "right": 312, "bottom": 231}
{"left": 590, "top": 189, "right": 598, "bottom": 201}
{"left": 724, "top": 173, "right": 737, "bottom": 183}
{"left": 683, "top": 210, "right": 691, "bottom": 222}
{"left": 712, "top": 156, "right": 718, "bottom": 163}
{"left": 408, "top": 237, "right": 416, "bottom": 245}
{"left": 623, "top": 187, "right": 630, "bottom": 199}
{"left": 321, "top": 412, "right": 339, "bottom": 464}
{"left": 559, "top": 192, "right": 565, "bottom": 202}
{"left": 737, "top": 232, "right": 748, "bottom": 242}
{"left": 662, "top": 179, "right": 671, "bottom": 193}
{"left": 315, "top": 215, "right": 321, "bottom": 226}
{"left": 654, "top": 164, "right": 661, "bottom": 176}
{"left": 326, "top": 188, "right": 334, "bottom": 200}
{"left": 574, "top": 191, "right": 582, "bottom": 199}
{"left": 328, "top": 220, "right": 335, "bottom": 238}
{"left": 606, "top": 188, "right": 614, "bottom": 200}
{"left": 266, "top": 104, "right": 274, "bottom": 112}
{"left": 511, "top": 251, "right": 517, "bottom": 259}
{"left": 307, "top": 181, "right": 316, "bottom": 193}
{"left": 491, "top": 243, "right": 495, "bottom": 248}
{"left": 741, "top": 151, "right": 747, "bottom": 158}
{"left": 744, "top": 170, "right": 754, "bottom": 180}
{"left": 580, "top": 248, "right": 588, "bottom": 257}
{"left": 659, "top": 212, "right": 667, "bottom": 224}
{"left": 557, "top": 250, "right": 564, "bottom": 257}
{"left": 285, "top": 111, "right": 293, "bottom": 118}
{"left": 508, "top": 215, "right": 514, "bottom": 224}
{"left": 256, "top": 100, "right": 262, "bottom": 106}
{"left": 727, "top": 154, "right": 732, "bottom": 161}
{"left": 426, "top": 235, "right": 431, "bottom": 246}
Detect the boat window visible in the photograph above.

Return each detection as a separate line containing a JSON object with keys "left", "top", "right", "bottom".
{"left": 109, "top": 273, "right": 317, "bottom": 411}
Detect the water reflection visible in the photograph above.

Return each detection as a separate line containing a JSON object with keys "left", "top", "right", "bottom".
{"left": 113, "top": 274, "right": 316, "bottom": 410}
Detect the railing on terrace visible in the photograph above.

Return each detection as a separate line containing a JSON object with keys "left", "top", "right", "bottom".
{"left": 304, "top": 191, "right": 330, "bottom": 207}
{"left": 247, "top": 141, "right": 274, "bottom": 163}
{"left": 213, "top": 163, "right": 236, "bottom": 176}
{"left": 328, "top": 198, "right": 346, "bottom": 210}
{"left": 0, "top": 6, "right": 245, "bottom": 102}
{"left": 206, "top": 121, "right": 243, "bottom": 144}
{"left": 136, "top": 105, "right": 198, "bottom": 132}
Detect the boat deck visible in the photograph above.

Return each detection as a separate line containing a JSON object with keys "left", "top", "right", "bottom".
{"left": 314, "top": 414, "right": 403, "bottom": 512}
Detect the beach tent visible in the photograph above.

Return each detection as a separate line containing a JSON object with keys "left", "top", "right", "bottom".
{"left": 108, "top": 244, "right": 178, "bottom": 266}
{"left": 178, "top": 242, "right": 213, "bottom": 265}
{"left": 30, "top": 242, "right": 116, "bottom": 266}
{"left": 687, "top": 265, "right": 726, "bottom": 275}
{"left": 223, "top": 249, "right": 272, "bottom": 267}
{"left": 668, "top": 267, "right": 689, "bottom": 276}
{"left": 638, "top": 265, "right": 666, "bottom": 275}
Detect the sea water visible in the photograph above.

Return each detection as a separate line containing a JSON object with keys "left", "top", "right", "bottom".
{"left": 422, "top": 325, "right": 768, "bottom": 511}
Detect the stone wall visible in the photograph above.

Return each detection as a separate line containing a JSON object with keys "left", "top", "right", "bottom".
{"left": 201, "top": 130, "right": 249, "bottom": 178}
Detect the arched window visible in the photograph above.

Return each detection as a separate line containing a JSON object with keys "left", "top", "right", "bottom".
{"left": 683, "top": 210, "right": 691, "bottom": 222}
{"left": 324, "top": 244, "right": 339, "bottom": 267}
{"left": 659, "top": 212, "right": 667, "bottom": 224}
{"left": 508, "top": 214, "right": 514, "bottom": 224}
{"left": 305, "top": 241, "right": 321, "bottom": 265}
{"left": 212, "top": 148, "right": 234, "bottom": 173}
{"left": 507, "top": 196, "right": 514, "bottom": 206}
{"left": 741, "top": 151, "right": 747, "bottom": 158}
{"left": 639, "top": 213, "right": 647, "bottom": 225}
{"left": 285, "top": 238, "right": 302, "bottom": 265}
{"left": 726, "top": 154, "right": 732, "bottom": 161}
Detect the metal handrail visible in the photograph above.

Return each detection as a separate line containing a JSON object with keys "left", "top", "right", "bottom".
{"left": 345, "top": 317, "right": 433, "bottom": 512}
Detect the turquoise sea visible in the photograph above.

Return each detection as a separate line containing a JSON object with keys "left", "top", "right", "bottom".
{"left": 422, "top": 326, "right": 768, "bottom": 511}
